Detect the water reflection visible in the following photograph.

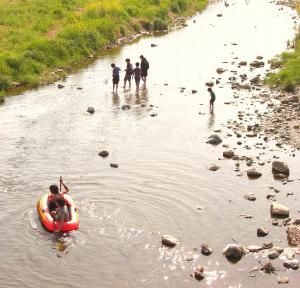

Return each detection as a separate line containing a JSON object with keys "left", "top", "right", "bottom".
{"left": 207, "top": 111, "right": 215, "bottom": 130}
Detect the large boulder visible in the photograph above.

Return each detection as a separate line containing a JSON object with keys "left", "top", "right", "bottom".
{"left": 287, "top": 225, "right": 300, "bottom": 246}
{"left": 271, "top": 203, "right": 289, "bottom": 217}
{"left": 206, "top": 134, "right": 222, "bottom": 145}
{"left": 272, "top": 161, "right": 289, "bottom": 175}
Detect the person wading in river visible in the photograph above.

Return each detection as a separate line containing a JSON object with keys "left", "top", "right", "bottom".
{"left": 111, "top": 63, "right": 121, "bottom": 93}
{"left": 207, "top": 87, "right": 216, "bottom": 111}
{"left": 133, "top": 62, "right": 142, "bottom": 92}
{"left": 140, "top": 55, "right": 149, "bottom": 84}
{"left": 123, "top": 58, "right": 133, "bottom": 89}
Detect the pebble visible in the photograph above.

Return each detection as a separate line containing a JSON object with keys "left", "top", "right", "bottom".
{"left": 257, "top": 227, "right": 269, "bottom": 237}
{"left": 277, "top": 277, "right": 289, "bottom": 284}
{"left": 201, "top": 244, "right": 213, "bottom": 256}
{"left": 98, "top": 151, "right": 109, "bottom": 157}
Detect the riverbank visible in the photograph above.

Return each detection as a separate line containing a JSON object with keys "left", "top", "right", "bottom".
{"left": 0, "top": 0, "right": 207, "bottom": 101}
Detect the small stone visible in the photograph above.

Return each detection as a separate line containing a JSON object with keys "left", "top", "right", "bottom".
{"left": 150, "top": 43, "right": 157, "bottom": 47}
{"left": 192, "top": 89, "right": 197, "bottom": 94}
{"left": 271, "top": 203, "right": 289, "bottom": 217}
{"left": 268, "top": 249, "right": 280, "bottom": 259}
{"left": 194, "top": 271, "right": 205, "bottom": 281}
{"left": 223, "top": 150, "right": 234, "bottom": 159}
{"left": 87, "top": 107, "right": 95, "bottom": 114}
{"left": 57, "top": 84, "right": 64, "bottom": 89}
{"left": 277, "top": 277, "right": 289, "bottom": 284}
{"left": 206, "top": 134, "right": 222, "bottom": 145}
{"left": 162, "top": 235, "right": 179, "bottom": 248}
{"left": 99, "top": 151, "right": 109, "bottom": 157}
{"left": 283, "top": 259, "right": 299, "bottom": 270}
{"left": 121, "top": 104, "right": 131, "bottom": 110}
{"left": 257, "top": 227, "right": 269, "bottom": 237}
{"left": 223, "top": 244, "right": 245, "bottom": 262}
{"left": 263, "top": 242, "right": 273, "bottom": 249}
{"left": 247, "top": 168, "right": 262, "bottom": 179}
{"left": 244, "top": 194, "right": 256, "bottom": 201}
{"left": 247, "top": 245, "right": 263, "bottom": 252}
{"left": 110, "top": 163, "right": 118, "bottom": 168}
{"left": 208, "top": 164, "right": 220, "bottom": 171}
{"left": 201, "top": 244, "right": 213, "bottom": 256}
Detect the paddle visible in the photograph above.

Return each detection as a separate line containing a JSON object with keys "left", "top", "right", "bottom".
{"left": 59, "top": 176, "right": 62, "bottom": 192}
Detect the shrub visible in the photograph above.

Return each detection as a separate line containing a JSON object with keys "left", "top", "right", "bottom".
{"left": 153, "top": 18, "right": 168, "bottom": 31}
{"left": 0, "top": 75, "right": 13, "bottom": 90}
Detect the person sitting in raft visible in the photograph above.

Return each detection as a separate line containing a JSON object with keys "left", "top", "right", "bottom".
{"left": 47, "top": 177, "right": 69, "bottom": 213}
{"left": 51, "top": 198, "right": 69, "bottom": 231}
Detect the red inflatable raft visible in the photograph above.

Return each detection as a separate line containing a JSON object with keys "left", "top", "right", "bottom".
{"left": 37, "top": 193, "right": 79, "bottom": 232}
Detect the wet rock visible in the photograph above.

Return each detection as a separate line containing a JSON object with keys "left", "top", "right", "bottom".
{"left": 247, "top": 168, "right": 262, "bottom": 179}
{"left": 98, "top": 150, "right": 109, "bottom": 157}
{"left": 239, "top": 61, "right": 247, "bottom": 66}
{"left": 250, "top": 60, "right": 265, "bottom": 68}
{"left": 223, "top": 244, "right": 245, "bottom": 262}
{"left": 257, "top": 227, "right": 269, "bottom": 237}
{"left": 150, "top": 43, "right": 157, "bottom": 47}
{"left": 260, "top": 262, "right": 275, "bottom": 273}
{"left": 150, "top": 113, "right": 158, "bottom": 117}
{"left": 223, "top": 150, "right": 234, "bottom": 159}
{"left": 162, "top": 235, "right": 179, "bottom": 248}
{"left": 193, "top": 266, "right": 205, "bottom": 281}
{"left": 272, "top": 161, "right": 289, "bottom": 175}
{"left": 244, "top": 194, "right": 256, "bottom": 201}
{"left": 277, "top": 277, "right": 289, "bottom": 284}
{"left": 110, "top": 163, "right": 118, "bottom": 168}
{"left": 87, "top": 107, "right": 95, "bottom": 114}
{"left": 268, "top": 249, "right": 280, "bottom": 259}
{"left": 205, "top": 81, "right": 214, "bottom": 87}
{"left": 57, "top": 84, "right": 64, "bottom": 89}
{"left": 256, "top": 55, "right": 263, "bottom": 60}
{"left": 206, "top": 134, "right": 222, "bottom": 145}
{"left": 121, "top": 104, "right": 131, "bottom": 110}
{"left": 217, "top": 13, "right": 222, "bottom": 17}
{"left": 247, "top": 245, "right": 263, "bottom": 252}
{"left": 201, "top": 244, "right": 213, "bottom": 256}
{"left": 208, "top": 164, "right": 220, "bottom": 171}
{"left": 216, "top": 68, "right": 226, "bottom": 74}
{"left": 283, "top": 259, "right": 299, "bottom": 270}
{"left": 281, "top": 95, "right": 299, "bottom": 104}
{"left": 287, "top": 225, "right": 300, "bottom": 246}
{"left": 191, "top": 89, "right": 197, "bottom": 94}
{"left": 271, "top": 203, "right": 289, "bottom": 217}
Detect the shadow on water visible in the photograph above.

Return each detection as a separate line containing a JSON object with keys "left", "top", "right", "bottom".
{"left": 207, "top": 110, "right": 215, "bottom": 130}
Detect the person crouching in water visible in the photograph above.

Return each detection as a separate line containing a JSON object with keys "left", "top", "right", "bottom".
{"left": 207, "top": 87, "right": 216, "bottom": 111}
{"left": 51, "top": 198, "right": 69, "bottom": 232}
{"left": 133, "top": 62, "right": 142, "bottom": 92}
{"left": 111, "top": 63, "right": 121, "bottom": 93}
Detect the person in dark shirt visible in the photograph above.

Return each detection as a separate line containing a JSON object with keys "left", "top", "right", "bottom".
{"left": 140, "top": 55, "right": 149, "bottom": 84}
{"left": 124, "top": 58, "right": 133, "bottom": 89}
{"left": 133, "top": 62, "right": 142, "bottom": 92}
{"left": 111, "top": 63, "right": 121, "bottom": 93}
{"left": 207, "top": 87, "right": 216, "bottom": 111}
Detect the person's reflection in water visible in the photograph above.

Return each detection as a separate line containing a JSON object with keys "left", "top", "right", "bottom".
{"left": 208, "top": 110, "right": 215, "bottom": 130}
{"left": 112, "top": 93, "right": 120, "bottom": 107}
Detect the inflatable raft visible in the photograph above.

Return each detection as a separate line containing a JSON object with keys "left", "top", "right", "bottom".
{"left": 37, "top": 193, "right": 79, "bottom": 232}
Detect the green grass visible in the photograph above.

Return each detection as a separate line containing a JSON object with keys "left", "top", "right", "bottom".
{"left": 0, "top": 0, "right": 208, "bottom": 97}
{"left": 265, "top": 5, "right": 300, "bottom": 92}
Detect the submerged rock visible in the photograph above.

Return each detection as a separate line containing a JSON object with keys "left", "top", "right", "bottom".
{"left": 271, "top": 203, "right": 289, "bottom": 217}
{"left": 162, "top": 235, "right": 179, "bottom": 248}
{"left": 257, "top": 227, "right": 269, "bottom": 237}
{"left": 208, "top": 164, "right": 220, "bottom": 171}
{"left": 272, "top": 161, "right": 289, "bottom": 175}
{"left": 206, "top": 134, "right": 222, "bottom": 145}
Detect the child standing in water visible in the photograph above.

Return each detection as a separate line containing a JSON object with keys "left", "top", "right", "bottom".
{"left": 207, "top": 87, "right": 216, "bottom": 111}
{"left": 133, "top": 62, "right": 142, "bottom": 92}
{"left": 111, "top": 63, "right": 121, "bottom": 93}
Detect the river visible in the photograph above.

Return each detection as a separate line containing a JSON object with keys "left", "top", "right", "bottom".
{"left": 0, "top": 0, "right": 299, "bottom": 287}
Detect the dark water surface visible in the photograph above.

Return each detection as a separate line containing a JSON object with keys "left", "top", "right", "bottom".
{"left": 0, "top": 1, "right": 299, "bottom": 287}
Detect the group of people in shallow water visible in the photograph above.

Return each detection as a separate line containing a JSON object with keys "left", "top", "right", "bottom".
{"left": 111, "top": 55, "right": 149, "bottom": 93}
{"left": 47, "top": 177, "right": 70, "bottom": 232}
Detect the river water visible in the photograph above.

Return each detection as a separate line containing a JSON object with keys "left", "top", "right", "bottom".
{"left": 0, "top": 0, "right": 299, "bottom": 287}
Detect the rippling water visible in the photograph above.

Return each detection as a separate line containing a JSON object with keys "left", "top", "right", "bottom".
{"left": 0, "top": 0, "right": 299, "bottom": 287}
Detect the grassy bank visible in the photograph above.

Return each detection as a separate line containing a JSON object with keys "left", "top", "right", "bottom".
{"left": 266, "top": 5, "right": 300, "bottom": 92}
{"left": 0, "top": 0, "right": 207, "bottom": 97}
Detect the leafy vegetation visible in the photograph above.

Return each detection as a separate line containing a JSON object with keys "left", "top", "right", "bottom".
{"left": 0, "top": 0, "right": 207, "bottom": 96}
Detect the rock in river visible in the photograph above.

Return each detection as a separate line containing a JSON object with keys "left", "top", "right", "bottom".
{"left": 287, "top": 225, "right": 300, "bottom": 246}
{"left": 223, "top": 244, "right": 245, "bottom": 262}
{"left": 277, "top": 277, "right": 289, "bottom": 284}
{"left": 270, "top": 203, "right": 289, "bottom": 217}
{"left": 208, "top": 164, "right": 220, "bottom": 171}
{"left": 247, "top": 168, "right": 262, "bottom": 179}
{"left": 87, "top": 107, "right": 95, "bottom": 114}
{"left": 110, "top": 163, "right": 118, "bottom": 168}
{"left": 98, "top": 150, "right": 109, "bottom": 157}
{"left": 162, "top": 235, "right": 179, "bottom": 248}
{"left": 201, "top": 244, "right": 213, "bottom": 256}
{"left": 272, "top": 161, "right": 289, "bottom": 175}
{"left": 283, "top": 259, "right": 299, "bottom": 270}
{"left": 257, "top": 227, "right": 269, "bottom": 237}
{"left": 268, "top": 249, "right": 280, "bottom": 259}
{"left": 244, "top": 194, "right": 256, "bottom": 201}
{"left": 206, "top": 134, "right": 222, "bottom": 145}
{"left": 223, "top": 150, "right": 234, "bottom": 159}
